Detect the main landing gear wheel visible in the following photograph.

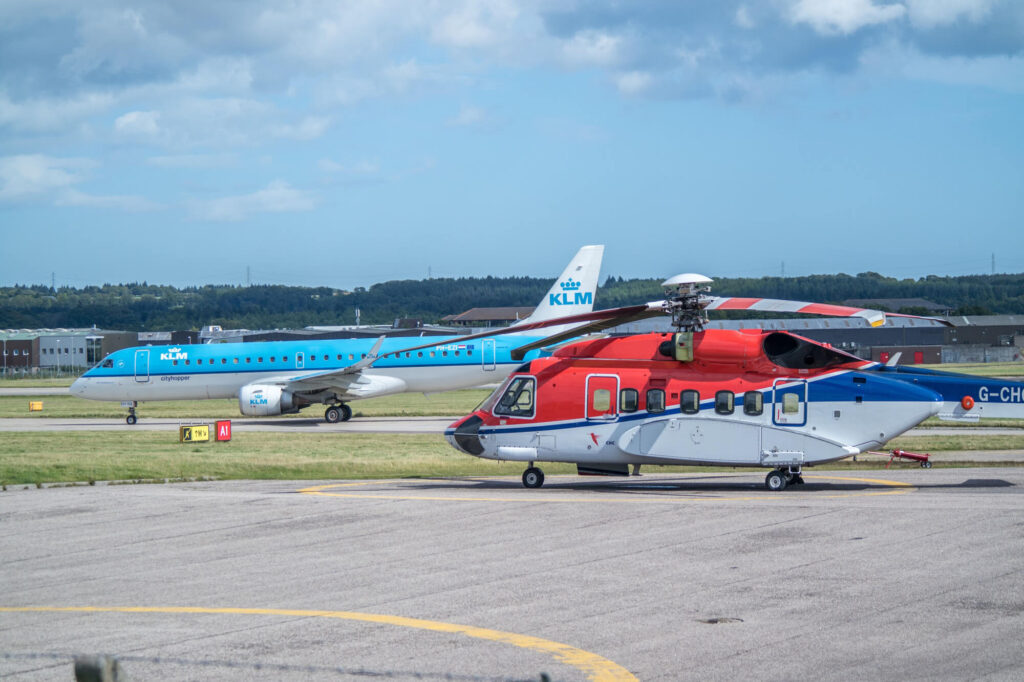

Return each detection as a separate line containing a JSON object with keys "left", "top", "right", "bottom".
{"left": 522, "top": 467, "right": 545, "bottom": 489}
{"left": 324, "top": 404, "right": 352, "bottom": 423}
{"left": 765, "top": 470, "right": 788, "bottom": 491}
{"left": 921, "top": 461, "right": 933, "bottom": 469}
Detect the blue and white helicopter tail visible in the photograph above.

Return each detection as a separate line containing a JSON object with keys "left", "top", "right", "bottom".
{"left": 515, "top": 244, "right": 604, "bottom": 337}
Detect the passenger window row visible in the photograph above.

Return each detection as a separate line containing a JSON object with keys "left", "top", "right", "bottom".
{"left": 164, "top": 349, "right": 461, "bottom": 367}
{"left": 619, "top": 388, "right": 765, "bottom": 416}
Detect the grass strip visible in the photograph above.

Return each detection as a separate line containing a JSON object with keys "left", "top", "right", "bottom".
{"left": 0, "top": 389, "right": 491, "bottom": 419}
{"left": 0, "top": 431, "right": 579, "bottom": 485}
{"left": 1, "top": 430, "right": 1022, "bottom": 486}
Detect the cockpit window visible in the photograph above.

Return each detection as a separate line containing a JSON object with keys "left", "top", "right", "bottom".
{"left": 763, "top": 332, "right": 856, "bottom": 370}
{"left": 493, "top": 376, "right": 536, "bottom": 418}
{"left": 101, "top": 359, "right": 113, "bottom": 368}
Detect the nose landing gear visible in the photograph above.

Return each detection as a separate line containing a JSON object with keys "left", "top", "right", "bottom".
{"left": 125, "top": 402, "right": 138, "bottom": 425}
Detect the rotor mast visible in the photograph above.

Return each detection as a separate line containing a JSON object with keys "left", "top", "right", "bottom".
{"left": 661, "top": 273, "right": 713, "bottom": 332}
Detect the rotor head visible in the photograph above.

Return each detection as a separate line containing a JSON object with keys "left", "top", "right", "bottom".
{"left": 661, "top": 273, "right": 713, "bottom": 331}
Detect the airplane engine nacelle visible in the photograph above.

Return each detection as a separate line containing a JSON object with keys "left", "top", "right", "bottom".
{"left": 238, "top": 384, "right": 298, "bottom": 417}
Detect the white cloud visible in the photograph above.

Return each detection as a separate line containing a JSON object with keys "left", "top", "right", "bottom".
{"left": 861, "top": 39, "right": 1024, "bottom": 92}
{"left": 114, "top": 110, "right": 161, "bottom": 137}
{"left": 0, "top": 90, "right": 114, "bottom": 133}
{"left": 146, "top": 153, "right": 237, "bottom": 169}
{"left": 190, "top": 180, "right": 315, "bottom": 221}
{"left": 789, "top": 0, "right": 907, "bottom": 35}
{"left": 0, "top": 154, "right": 159, "bottom": 211}
{"left": 56, "top": 189, "right": 162, "bottom": 211}
{"left": 905, "top": 0, "right": 996, "bottom": 28}
{"left": 431, "top": 5, "right": 498, "bottom": 48}
{"left": 318, "top": 159, "right": 380, "bottom": 175}
{"left": 735, "top": 5, "right": 757, "bottom": 29}
{"left": 269, "top": 116, "right": 330, "bottom": 141}
{"left": 615, "top": 70, "right": 654, "bottom": 96}
{"left": 562, "top": 30, "right": 624, "bottom": 67}
{"left": 0, "top": 155, "right": 92, "bottom": 201}
{"left": 448, "top": 105, "right": 488, "bottom": 127}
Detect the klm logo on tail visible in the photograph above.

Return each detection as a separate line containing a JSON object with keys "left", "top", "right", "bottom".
{"left": 549, "top": 278, "right": 593, "bottom": 306}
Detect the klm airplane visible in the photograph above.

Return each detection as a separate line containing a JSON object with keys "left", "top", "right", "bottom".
{"left": 71, "top": 246, "right": 604, "bottom": 424}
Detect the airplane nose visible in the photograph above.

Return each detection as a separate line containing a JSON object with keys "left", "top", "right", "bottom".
{"left": 448, "top": 414, "right": 485, "bottom": 455}
{"left": 70, "top": 377, "right": 86, "bottom": 396}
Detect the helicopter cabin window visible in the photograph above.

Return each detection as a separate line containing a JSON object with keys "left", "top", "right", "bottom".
{"left": 646, "top": 389, "right": 666, "bottom": 413}
{"left": 680, "top": 390, "right": 700, "bottom": 414}
{"left": 620, "top": 388, "right": 639, "bottom": 413}
{"left": 493, "top": 377, "right": 535, "bottom": 418}
{"left": 715, "top": 390, "right": 735, "bottom": 415}
{"left": 743, "top": 391, "right": 764, "bottom": 416}
{"left": 782, "top": 392, "right": 800, "bottom": 414}
{"left": 592, "top": 389, "right": 612, "bottom": 413}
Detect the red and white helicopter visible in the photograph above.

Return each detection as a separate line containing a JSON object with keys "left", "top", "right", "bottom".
{"left": 441, "top": 274, "right": 1022, "bottom": 490}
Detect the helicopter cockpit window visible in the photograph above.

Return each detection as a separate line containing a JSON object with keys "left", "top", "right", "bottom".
{"left": 646, "top": 389, "right": 665, "bottom": 413}
{"left": 743, "top": 391, "right": 763, "bottom": 416}
{"left": 620, "top": 388, "right": 639, "bottom": 413}
{"left": 680, "top": 389, "right": 700, "bottom": 414}
{"left": 493, "top": 377, "right": 535, "bottom": 418}
{"left": 715, "top": 390, "right": 735, "bottom": 415}
{"left": 763, "top": 332, "right": 856, "bottom": 370}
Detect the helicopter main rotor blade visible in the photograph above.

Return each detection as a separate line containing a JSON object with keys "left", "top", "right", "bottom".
{"left": 704, "top": 297, "right": 889, "bottom": 327}
{"left": 392, "top": 302, "right": 667, "bottom": 356}
{"left": 508, "top": 304, "right": 668, "bottom": 361}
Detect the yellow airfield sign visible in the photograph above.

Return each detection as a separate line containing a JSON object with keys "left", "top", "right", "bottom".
{"left": 179, "top": 425, "right": 210, "bottom": 443}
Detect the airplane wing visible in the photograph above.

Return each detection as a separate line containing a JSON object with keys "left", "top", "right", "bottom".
{"left": 240, "top": 337, "right": 407, "bottom": 401}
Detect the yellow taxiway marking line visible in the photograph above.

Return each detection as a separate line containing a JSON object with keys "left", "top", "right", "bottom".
{"left": 298, "top": 475, "right": 914, "bottom": 503}
{"left": 0, "top": 605, "right": 636, "bottom": 682}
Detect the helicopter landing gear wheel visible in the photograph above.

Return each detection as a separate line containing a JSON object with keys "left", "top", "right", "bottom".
{"left": 921, "top": 460, "right": 932, "bottom": 469}
{"left": 765, "top": 469, "right": 788, "bottom": 491}
{"left": 522, "top": 466, "right": 545, "bottom": 489}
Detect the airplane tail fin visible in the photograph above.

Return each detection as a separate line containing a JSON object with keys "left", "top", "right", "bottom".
{"left": 517, "top": 245, "right": 604, "bottom": 336}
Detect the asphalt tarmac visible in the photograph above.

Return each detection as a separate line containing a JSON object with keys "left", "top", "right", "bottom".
{"left": 2, "top": 470, "right": 1023, "bottom": 680}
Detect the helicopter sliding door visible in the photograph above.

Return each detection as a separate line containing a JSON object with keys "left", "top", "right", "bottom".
{"left": 586, "top": 375, "right": 619, "bottom": 420}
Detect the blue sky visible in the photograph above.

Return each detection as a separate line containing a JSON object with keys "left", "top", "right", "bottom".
{"left": 1, "top": 0, "right": 1022, "bottom": 289}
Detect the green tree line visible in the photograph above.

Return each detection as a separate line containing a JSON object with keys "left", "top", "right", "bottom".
{"left": 1, "top": 272, "right": 1022, "bottom": 331}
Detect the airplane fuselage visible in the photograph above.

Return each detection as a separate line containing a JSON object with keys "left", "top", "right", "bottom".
{"left": 71, "top": 335, "right": 541, "bottom": 402}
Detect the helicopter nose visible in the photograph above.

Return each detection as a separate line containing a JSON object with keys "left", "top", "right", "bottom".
{"left": 447, "top": 414, "right": 485, "bottom": 456}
